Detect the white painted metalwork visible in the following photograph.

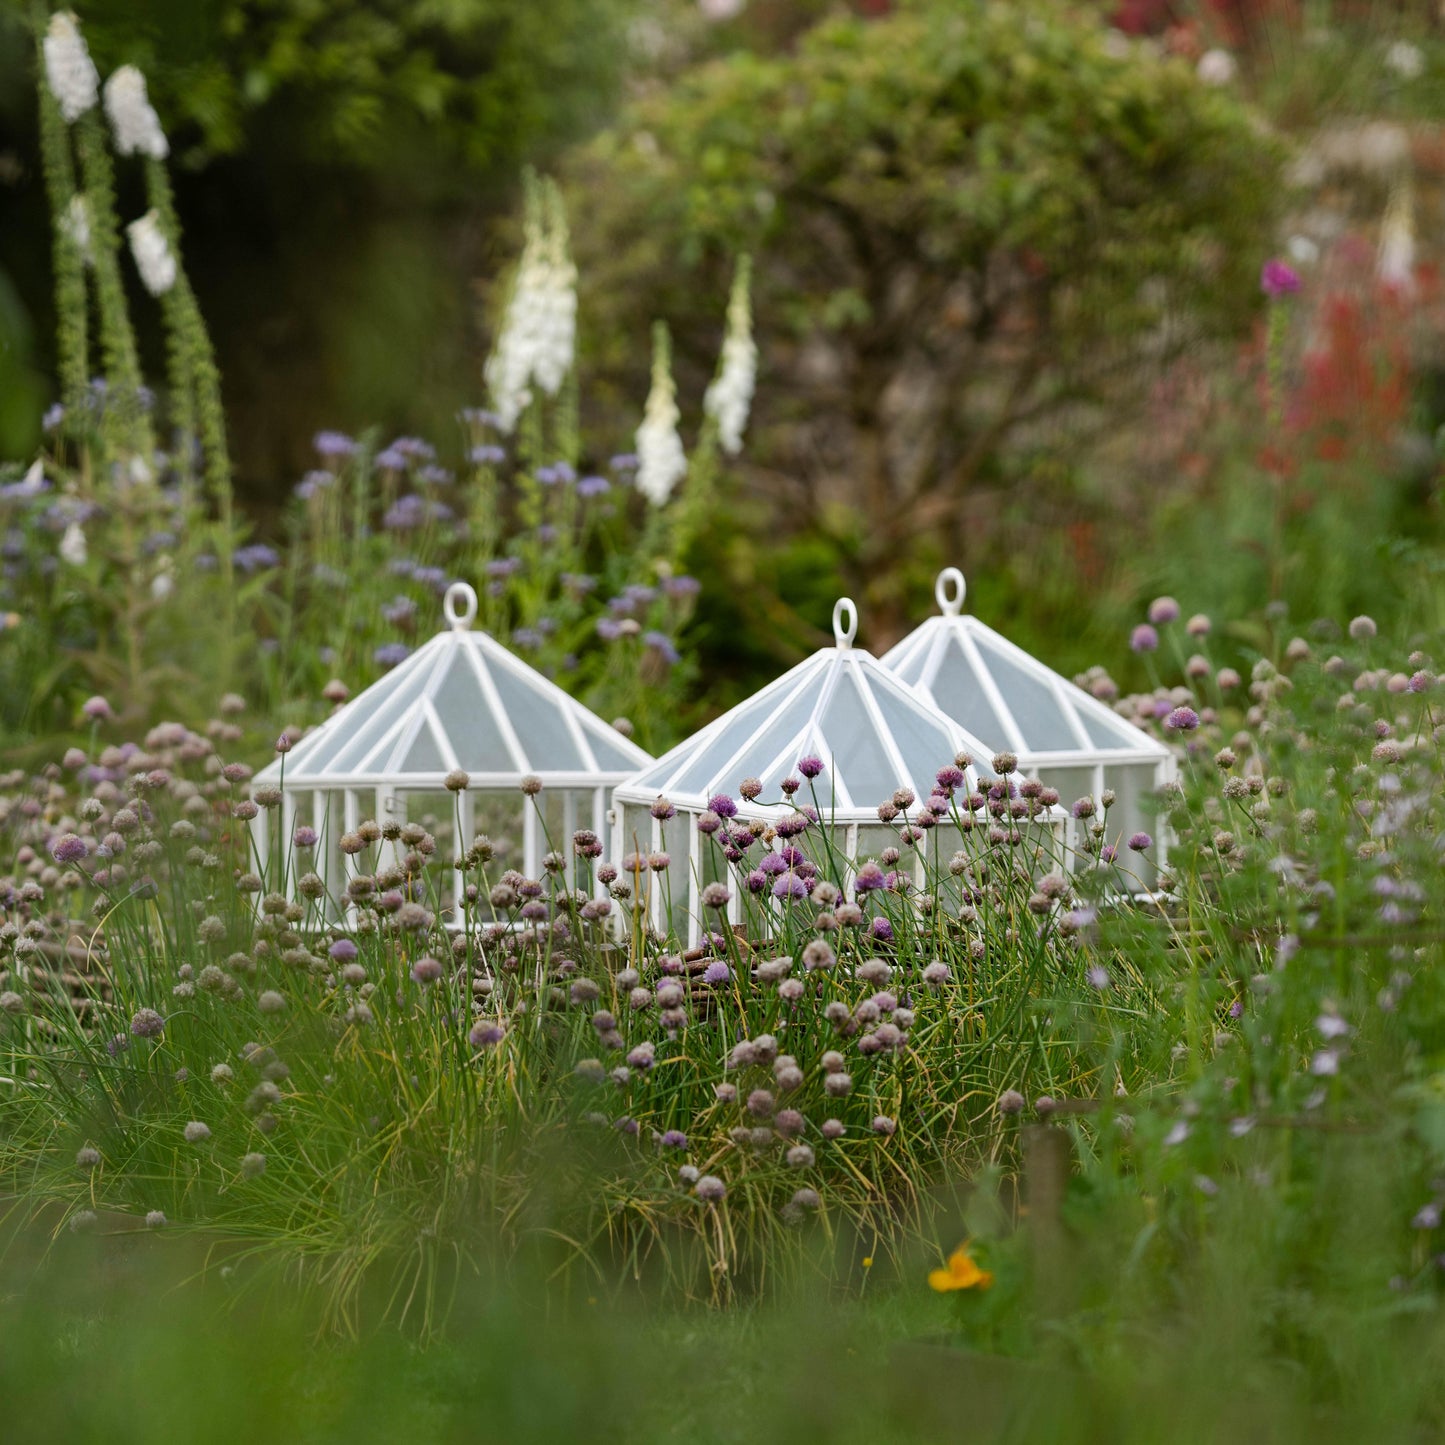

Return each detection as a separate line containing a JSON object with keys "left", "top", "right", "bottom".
{"left": 611, "top": 596, "right": 1066, "bottom": 942}
{"left": 253, "top": 582, "right": 653, "bottom": 925}
{"left": 882, "top": 567, "right": 1177, "bottom": 884}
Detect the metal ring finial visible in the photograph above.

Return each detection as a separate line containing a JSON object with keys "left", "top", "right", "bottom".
{"left": 444, "top": 581, "right": 478, "bottom": 631}
{"left": 936, "top": 567, "right": 966, "bottom": 617}
{"left": 832, "top": 597, "right": 858, "bottom": 649}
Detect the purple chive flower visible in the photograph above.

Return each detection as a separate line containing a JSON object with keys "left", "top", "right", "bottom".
{"left": 129, "top": 1008, "right": 165, "bottom": 1038}
{"left": 313, "top": 430, "right": 358, "bottom": 459}
{"left": 1165, "top": 706, "right": 1200, "bottom": 732}
{"left": 81, "top": 695, "right": 113, "bottom": 721}
{"left": 702, "top": 960, "right": 731, "bottom": 985}
{"left": 798, "top": 756, "right": 825, "bottom": 780}
{"left": 50, "top": 833, "right": 88, "bottom": 864}
{"left": 329, "top": 938, "right": 358, "bottom": 962}
{"left": 643, "top": 631, "right": 680, "bottom": 666}
{"left": 292, "top": 825, "right": 319, "bottom": 849}
{"left": 1261, "top": 259, "right": 1301, "bottom": 297}
{"left": 695, "top": 1175, "right": 726, "bottom": 1202}
{"left": 233, "top": 544, "right": 281, "bottom": 573}
{"left": 854, "top": 861, "right": 886, "bottom": 894}
{"left": 1130, "top": 624, "right": 1159, "bottom": 654}
{"left": 1127, "top": 831, "right": 1153, "bottom": 852}
{"left": 374, "top": 642, "right": 412, "bottom": 669}
{"left": 660, "top": 1130, "right": 688, "bottom": 1149}
{"left": 868, "top": 917, "right": 894, "bottom": 944}
{"left": 707, "top": 794, "right": 739, "bottom": 820}
{"left": 772, "top": 872, "right": 809, "bottom": 901}
{"left": 469, "top": 1021, "right": 506, "bottom": 1048}
{"left": 1147, "top": 596, "right": 1181, "bottom": 625}
{"left": 410, "top": 956, "right": 443, "bottom": 984}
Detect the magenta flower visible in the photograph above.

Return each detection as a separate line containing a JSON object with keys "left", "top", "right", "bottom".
{"left": 1260, "top": 259, "right": 1300, "bottom": 297}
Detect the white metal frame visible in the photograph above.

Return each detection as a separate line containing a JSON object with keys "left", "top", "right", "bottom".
{"left": 612, "top": 597, "right": 1066, "bottom": 944}
{"left": 882, "top": 568, "right": 1178, "bottom": 882}
{"left": 252, "top": 582, "right": 651, "bottom": 926}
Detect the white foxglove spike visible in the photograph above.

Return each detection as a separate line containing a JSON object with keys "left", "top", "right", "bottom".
{"left": 703, "top": 257, "right": 756, "bottom": 456}
{"left": 126, "top": 210, "right": 177, "bottom": 295}
{"left": 43, "top": 13, "right": 99, "bottom": 123}
{"left": 635, "top": 326, "right": 686, "bottom": 507}
{"left": 104, "top": 67, "right": 170, "bottom": 159}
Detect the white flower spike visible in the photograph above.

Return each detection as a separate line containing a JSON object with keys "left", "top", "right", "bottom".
{"left": 703, "top": 257, "right": 756, "bottom": 456}
{"left": 635, "top": 324, "right": 686, "bottom": 507}
{"left": 104, "top": 66, "right": 170, "bottom": 159}
{"left": 43, "top": 13, "right": 99, "bottom": 123}
{"left": 126, "top": 210, "right": 177, "bottom": 296}
{"left": 483, "top": 180, "right": 577, "bottom": 432}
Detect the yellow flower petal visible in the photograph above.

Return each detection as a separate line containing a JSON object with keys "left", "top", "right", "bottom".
{"left": 928, "top": 1267, "right": 960, "bottom": 1292}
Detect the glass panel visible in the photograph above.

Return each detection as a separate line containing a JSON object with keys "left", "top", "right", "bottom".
{"left": 1080, "top": 706, "right": 1149, "bottom": 754}
{"left": 1039, "top": 765, "right": 1097, "bottom": 819}
{"left": 1102, "top": 762, "right": 1159, "bottom": 891}
{"left": 883, "top": 633, "right": 927, "bottom": 687}
{"left": 975, "top": 638, "right": 1080, "bottom": 753}
{"left": 399, "top": 715, "right": 447, "bottom": 775}
{"left": 927, "top": 638, "right": 1010, "bottom": 753}
{"left": 488, "top": 663, "right": 584, "bottom": 770}
{"left": 870, "top": 671, "right": 962, "bottom": 801}
{"left": 315, "top": 789, "right": 347, "bottom": 923}
{"left": 823, "top": 668, "right": 898, "bottom": 807}
{"left": 325, "top": 682, "right": 425, "bottom": 775}
{"left": 851, "top": 824, "right": 898, "bottom": 866}
{"left": 668, "top": 680, "right": 808, "bottom": 800}
{"left": 307, "top": 651, "right": 424, "bottom": 767}
{"left": 472, "top": 791, "right": 527, "bottom": 875}
{"left": 432, "top": 650, "right": 517, "bottom": 774}
{"left": 583, "top": 720, "right": 645, "bottom": 773}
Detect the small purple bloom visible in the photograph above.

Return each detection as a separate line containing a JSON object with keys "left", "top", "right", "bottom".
{"left": 292, "top": 825, "right": 319, "bottom": 849}
{"left": 798, "top": 755, "right": 825, "bottom": 780}
{"left": 313, "top": 430, "right": 358, "bottom": 459}
{"left": 374, "top": 642, "right": 412, "bottom": 668}
{"left": 469, "top": 1021, "right": 506, "bottom": 1048}
{"left": 1165, "top": 706, "right": 1200, "bottom": 732}
{"left": 660, "top": 1130, "right": 688, "bottom": 1150}
{"left": 702, "top": 960, "right": 731, "bottom": 985}
{"left": 1130, "top": 624, "right": 1159, "bottom": 654}
{"left": 329, "top": 938, "right": 358, "bottom": 962}
{"left": 1127, "top": 831, "right": 1153, "bottom": 851}
{"left": 50, "top": 833, "right": 88, "bottom": 864}
{"left": 1261, "top": 259, "right": 1301, "bottom": 297}
{"left": 707, "top": 794, "right": 738, "bottom": 820}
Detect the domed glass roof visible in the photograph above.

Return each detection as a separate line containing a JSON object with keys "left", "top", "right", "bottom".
{"left": 615, "top": 599, "right": 993, "bottom": 818}
{"left": 255, "top": 583, "right": 652, "bottom": 788}
{"left": 882, "top": 569, "right": 1171, "bottom": 765}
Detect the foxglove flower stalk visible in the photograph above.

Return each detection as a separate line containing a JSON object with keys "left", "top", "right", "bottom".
{"left": 59, "top": 522, "right": 87, "bottom": 567}
{"left": 43, "top": 13, "right": 99, "bottom": 123}
{"left": 635, "top": 323, "right": 686, "bottom": 506}
{"left": 126, "top": 210, "right": 177, "bottom": 296}
{"left": 703, "top": 257, "right": 756, "bottom": 455}
{"left": 483, "top": 183, "right": 577, "bottom": 431}
{"left": 1377, "top": 181, "right": 1416, "bottom": 296}
{"left": 63, "top": 196, "right": 92, "bottom": 264}
{"left": 103, "top": 66, "right": 169, "bottom": 159}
